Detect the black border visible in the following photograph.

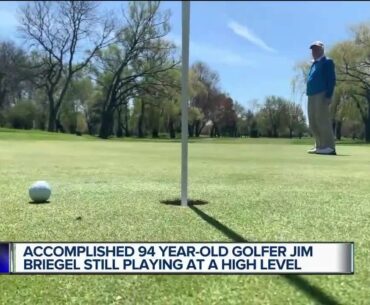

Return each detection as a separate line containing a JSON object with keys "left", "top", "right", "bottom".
{"left": 6, "top": 241, "right": 354, "bottom": 275}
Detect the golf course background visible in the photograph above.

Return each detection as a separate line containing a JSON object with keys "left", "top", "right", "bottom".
{"left": 0, "top": 129, "right": 369, "bottom": 304}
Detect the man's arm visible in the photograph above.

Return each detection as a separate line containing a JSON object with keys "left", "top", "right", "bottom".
{"left": 325, "top": 59, "right": 336, "bottom": 99}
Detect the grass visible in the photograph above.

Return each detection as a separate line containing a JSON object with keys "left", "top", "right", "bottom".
{"left": 0, "top": 127, "right": 366, "bottom": 145}
{"left": 0, "top": 129, "right": 370, "bottom": 304}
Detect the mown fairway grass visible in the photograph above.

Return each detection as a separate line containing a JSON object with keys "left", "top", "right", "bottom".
{"left": 0, "top": 129, "right": 369, "bottom": 305}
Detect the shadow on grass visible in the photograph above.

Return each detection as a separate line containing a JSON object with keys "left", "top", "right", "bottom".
{"left": 314, "top": 154, "right": 351, "bottom": 157}
{"left": 190, "top": 205, "right": 341, "bottom": 305}
{"left": 311, "top": 153, "right": 351, "bottom": 157}
{"left": 28, "top": 201, "right": 50, "bottom": 204}
{"left": 160, "top": 199, "right": 208, "bottom": 206}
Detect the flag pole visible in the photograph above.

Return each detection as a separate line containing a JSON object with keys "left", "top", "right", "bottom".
{"left": 181, "top": 1, "right": 190, "bottom": 206}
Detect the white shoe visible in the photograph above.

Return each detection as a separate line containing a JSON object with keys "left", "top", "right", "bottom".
{"left": 316, "top": 147, "right": 336, "bottom": 155}
{"left": 307, "top": 147, "right": 316, "bottom": 154}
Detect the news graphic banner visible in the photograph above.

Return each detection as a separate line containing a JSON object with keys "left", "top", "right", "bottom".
{"left": 0, "top": 242, "right": 354, "bottom": 274}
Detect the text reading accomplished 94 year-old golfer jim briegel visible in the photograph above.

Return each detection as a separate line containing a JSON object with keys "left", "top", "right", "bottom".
{"left": 0, "top": 242, "right": 354, "bottom": 274}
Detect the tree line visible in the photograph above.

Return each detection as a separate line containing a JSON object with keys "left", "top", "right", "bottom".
{"left": 1, "top": 1, "right": 367, "bottom": 141}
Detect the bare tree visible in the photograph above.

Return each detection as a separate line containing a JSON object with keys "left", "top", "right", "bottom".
{"left": 18, "top": 1, "right": 114, "bottom": 132}
{"left": 94, "top": 1, "right": 178, "bottom": 139}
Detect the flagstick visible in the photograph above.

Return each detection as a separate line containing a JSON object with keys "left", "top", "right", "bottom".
{"left": 181, "top": 1, "right": 190, "bottom": 207}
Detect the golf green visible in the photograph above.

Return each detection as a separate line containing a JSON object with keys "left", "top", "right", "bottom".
{"left": 0, "top": 130, "right": 369, "bottom": 304}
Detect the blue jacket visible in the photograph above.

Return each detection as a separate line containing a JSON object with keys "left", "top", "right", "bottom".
{"left": 306, "top": 56, "right": 336, "bottom": 98}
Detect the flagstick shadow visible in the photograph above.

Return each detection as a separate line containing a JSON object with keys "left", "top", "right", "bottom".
{"left": 189, "top": 205, "right": 341, "bottom": 305}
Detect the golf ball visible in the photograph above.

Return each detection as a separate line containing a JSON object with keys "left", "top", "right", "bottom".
{"left": 29, "top": 181, "right": 51, "bottom": 203}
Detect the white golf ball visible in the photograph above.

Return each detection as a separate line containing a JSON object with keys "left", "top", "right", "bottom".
{"left": 29, "top": 181, "right": 51, "bottom": 203}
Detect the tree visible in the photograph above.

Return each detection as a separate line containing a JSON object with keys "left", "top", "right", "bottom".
{"left": 6, "top": 100, "right": 37, "bottom": 129}
{"left": 329, "top": 23, "right": 370, "bottom": 141}
{"left": 286, "top": 102, "right": 306, "bottom": 138}
{"left": 18, "top": 1, "right": 114, "bottom": 132}
{"left": 163, "top": 98, "right": 180, "bottom": 139}
{"left": 257, "top": 96, "right": 289, "bottom": 137}
{"left": 188, "top": 106, "right": 204, "bottom": 137}
{"left": 291, "top": 60, "right": 311, "bottom": 104}
{"left": 190, "top": 61, "right": 220, "bottom": 137}
{"left": 95, "top": 1, "right": 177, "bottom": 139}
{"left": 210, "top": 93, "right": 237, "bottom": 137}
{"left": 244, "top": 100, "right": 260, "bottom": 137}
{"left": 135, "top": 92, "right": 159, "bottom": 138}
{"left": 0, "top": 41, "right": 33, "bottom": 125}
{"left": 329, "top": 84, "right": 348, "bottom": 140}
{"left": 115, "top": 102, "right": 131, "bottom": 138}
{"left": 63, "top": 76, "right": 101, "bottom": 135}
{"left": 233, "top": 102, "right": 248, "bottom": 137}
{"left": 147, "top": 99, "right": 162, "bottom": 138}
{"left": 131, "top": 66, "right": 180, "bottom": 138}
{"left": 161, "top": 69, "right": 181, "bottom": 139}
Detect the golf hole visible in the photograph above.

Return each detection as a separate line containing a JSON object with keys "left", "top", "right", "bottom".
{"left": 160, "top": 199, "right": 209, "bottom": 206}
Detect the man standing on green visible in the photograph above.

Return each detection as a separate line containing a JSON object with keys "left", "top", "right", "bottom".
{"left": 307, "top": 41, "right": 336, "bottom": 155}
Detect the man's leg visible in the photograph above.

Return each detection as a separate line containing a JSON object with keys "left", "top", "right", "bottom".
{"left": 307, "top": 95, "right": 321, "bottom": 149}
{"left": 316, "top": 93, "right": 335, "bottom": 151}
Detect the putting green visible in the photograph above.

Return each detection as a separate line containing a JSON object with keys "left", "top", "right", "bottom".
{"left": 0, "top": 130, "right": 369, "bottom": 304}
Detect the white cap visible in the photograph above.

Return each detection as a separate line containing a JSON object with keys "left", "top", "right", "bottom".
{"left": 310, "top": 41, "right": 324, "bottom": 49}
